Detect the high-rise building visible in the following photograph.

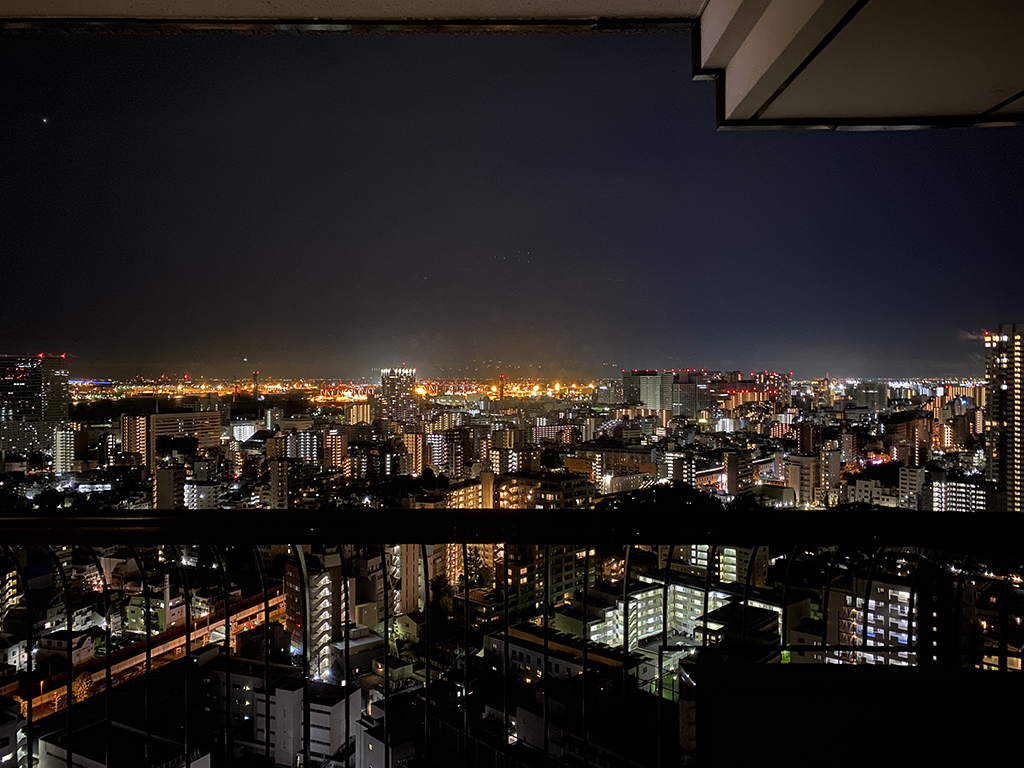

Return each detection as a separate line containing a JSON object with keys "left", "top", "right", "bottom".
{"left": 284, "top": 552, "right": 349, "bottom": 676}
{"left": 146, "top": 415, "right": 220, "bottom": 468}
{"left": 269, "top": 457, "right": 301, "bottom": 509}
{"left": 851, "top": 382, "right": 888, "bottom": 413}
{"left": 659, "top": 370, "right": 676, "bottom": 413}
{"left": 883, "top": 411, "right": 933, "bottom": 468}
{"left": 797, "top": 422, "right": 821, "bottom": 454}
{"left": 826, "top": 572, "right": 916, "bottom": 666}
{"left": 400, "top": 430, "right": 427, "bottom": 475}
{"left": 0, "top": 353, "right": 69, "bottom": 454}
{"left": 129, "top": 411, "right": 222, "bottom": 471}
{"left": 785, "top": 453, "right": 820, "bottom": 507}
{"left": 622, "top": 369, "right": 661, "bottom": 407}
{"left": 287, "top": 429, "right": 325, "bottom": 468}
{"left": 985, "top": 324, "right": 1024, "bottom": 513}
{"left": 898, "top": 466, "right": 927, "bottom": 510}
{"left": 639, "top": 372, "right": 662, "bottom": 410}
{"left": 924, "top": 476, "right": 993, "bottom": 513}
{"left": 379, "top": 367, "right": 418, "bottom": 422}
{"left": 184, "top": 458, "right": 220, "bottom": 510}
{"left": 723, "top": 450, "right": 752, "bottom": 496}
{"left": 399, "top": 543, "right": 445, "bottom": 615}
{"left": 121, "top": 414, "right": 148, "bottom": 461}
{"left": 661, "top": 450, "right": 695, "bottom": 484}
{"left": 669, "top": 545, "right": 768, "bottom": 588}
{"left": 53, "top": 427, "right": 76, "bottom": 474}
{"left": 325, "top": 428, "right": 349, "bottom": 470}
{"left": 501, "top": 544, "right": 593, "bottom": 621}
{"left": 153, "top": 465, "right": 186, "bottom": 509}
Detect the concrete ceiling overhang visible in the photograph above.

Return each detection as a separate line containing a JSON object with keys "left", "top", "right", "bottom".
{"left": 0, "top": 1, "right": 710, "bottom": 21}
{"left": 4, "top": 0, "right": 1023, "bottom": 129}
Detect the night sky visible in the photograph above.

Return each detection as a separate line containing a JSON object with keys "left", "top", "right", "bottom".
{"left": 2, "top": 32, "right": 1022, "bottom": 382}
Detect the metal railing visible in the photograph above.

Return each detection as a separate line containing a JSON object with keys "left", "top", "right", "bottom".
{"left": 0, "top": 510, "right": 1022, "bottom": 767}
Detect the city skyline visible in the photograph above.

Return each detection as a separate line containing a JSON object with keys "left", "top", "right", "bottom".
{"left": 3, "top": 33, "right": 1023, "bottom": 380}
{"left": 0, "top": 348, "right": 1006, "bottom": 385}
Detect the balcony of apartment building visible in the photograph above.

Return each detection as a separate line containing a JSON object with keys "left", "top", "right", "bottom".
{"left": 3, "top": 1, "right": 1023, "bottom": 766}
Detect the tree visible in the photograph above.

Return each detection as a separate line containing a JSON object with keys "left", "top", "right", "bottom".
{"left": 429, "top": 574, "right": 453, "bottom": 604}
{"left": 73, "top": 671, "right": 94, "bottom": 703}
{"left": 462, "top": 548, "right": 484, "bottom": 589}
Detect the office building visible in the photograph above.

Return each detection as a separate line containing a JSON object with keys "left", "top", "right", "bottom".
{"left": 985, "top": 324, "right": 1024, "bottom": 513}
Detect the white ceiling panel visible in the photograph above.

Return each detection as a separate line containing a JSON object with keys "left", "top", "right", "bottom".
{"left": 760, "top": 0, "right": 1024, "bottom": 120}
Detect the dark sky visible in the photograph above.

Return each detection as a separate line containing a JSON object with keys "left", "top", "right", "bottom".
{"left": 2, "top": 32, "right": 1022, "bottom": 382}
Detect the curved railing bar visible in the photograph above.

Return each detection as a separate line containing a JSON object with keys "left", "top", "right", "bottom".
{"left": 905, "top": 547, "right": 930, "bottom": 663}
{"left": 292, "top": 545, "right": 312, "bottom": 768}
{"left": 167, "top": 544, "right": 194, "bottom": 768}
{"left": 741, "top": 545, "right": 762, "bottom": 647}
{"left": 127, "top": 545, "right": 153, "bottom": 767}
{"left": 818, "top": 547, "right": 847, "bottom": 657}
{"left": 1, "top": 545, "right": 32, "bottom": 768}
{"left": 249, "top": 546, "right": 273, "bottom": 768}
{"left": 420, "top": 544, "right": 431, "bottom": 765}
{"left": 380, "top": 544, "right": 392, "bottom": 768}
{"left": 43, "top": 546, "right": 74, "bottom": 768}
{"left": 339, "top": 546, "right": 352, "bottom": 768}
{"left": 208, "top": 545, "right": 233, "bottom": 767}
{"left": 859, "top": 545, "right": 888, "bottom": 664}
{"left": 780, "top": 544, "right": 801, "bottom": 656}
{"left": 582, "top": 544, "right": 590, "bottom": 768}
{"left": 702, "top": 545, "right": 717, "bottom": 648}
{"left": 80, "top": 545, "right": 112, "bottom": 765}
{"left": 954, "top": 547, "right": 978, "bottom": 670}
{"left": 621, "top": 543, "right": 633, "bottom": 768}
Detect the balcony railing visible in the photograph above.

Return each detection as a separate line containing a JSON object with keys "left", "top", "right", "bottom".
{"left": 0, "top": 510, "right": 1022, "bottom": 767}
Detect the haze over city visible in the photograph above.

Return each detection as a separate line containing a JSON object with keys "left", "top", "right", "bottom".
{"left": 3, "top": 33, "right": 1023, "bottom": 381}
